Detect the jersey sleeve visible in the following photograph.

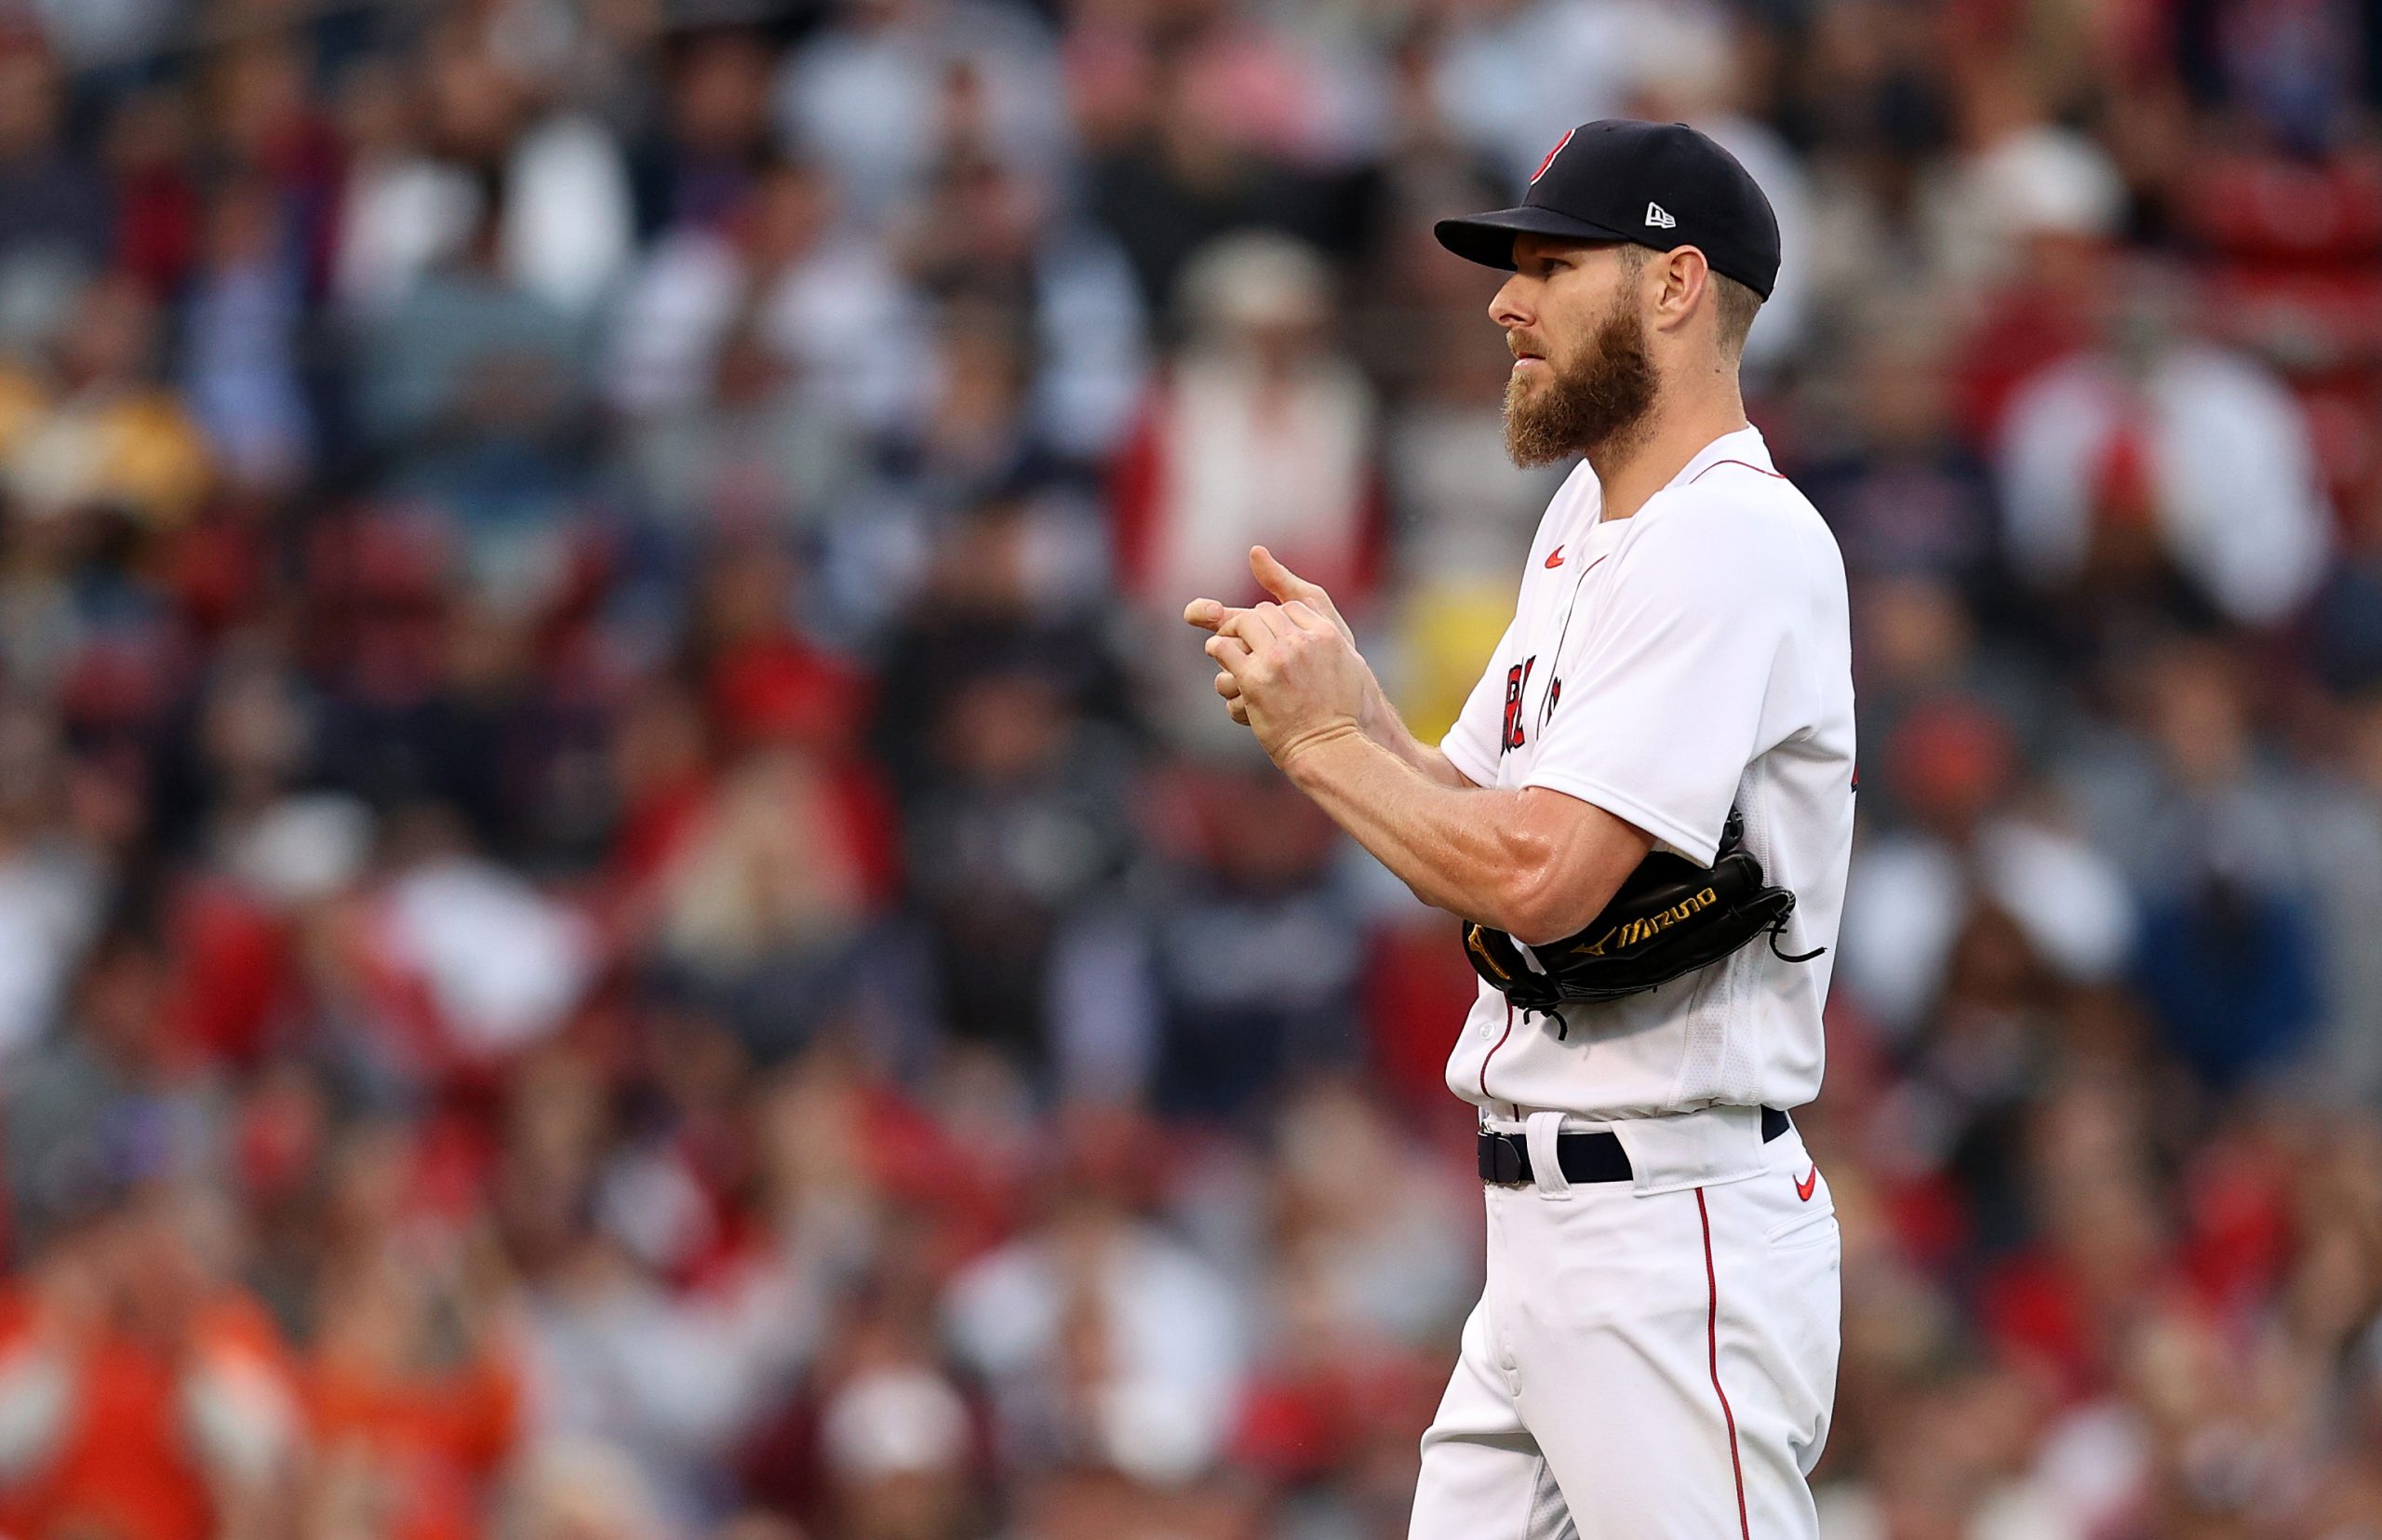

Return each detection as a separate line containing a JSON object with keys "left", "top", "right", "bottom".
{"left": 1439, "top": 616, "right": 1519, "bottom": 789}
{"left": 1523, "top": 493, "right": 1801, "bottom": 864}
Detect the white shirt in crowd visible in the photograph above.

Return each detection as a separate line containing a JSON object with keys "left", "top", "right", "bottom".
{"left": 1995, "top": 341, "right": 2334, "bottom": 626}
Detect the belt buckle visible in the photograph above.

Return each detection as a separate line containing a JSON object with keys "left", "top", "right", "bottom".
{"left": 1485, "top": 1132, "right": 1527, "bottom": 1185}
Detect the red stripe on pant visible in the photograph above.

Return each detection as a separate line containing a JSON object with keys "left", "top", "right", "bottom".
{"left": 1479, "top": 1003, "right": 1515, "bottom": 1105}
{"left": 1695, "top": 1187, "right": 1751, "bottom": 1539}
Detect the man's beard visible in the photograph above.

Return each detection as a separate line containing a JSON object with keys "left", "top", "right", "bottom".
{"left": 1503, "top": 299, "right": 1659, "bottom": 468}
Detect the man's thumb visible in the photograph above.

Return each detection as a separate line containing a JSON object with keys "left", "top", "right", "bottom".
{"left": 1251, "top": 545, "right": 1315, "bottom": 601}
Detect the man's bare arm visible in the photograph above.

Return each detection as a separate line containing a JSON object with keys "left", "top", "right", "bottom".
{"left": 1203, "top": 600, "right": 1653, "bottom": 941}
{"left": 1278, "top": 726, "right": 1648, "bottom": 942}
{"left": 1358, "top": 692, "right": 1475, "bottom": 789}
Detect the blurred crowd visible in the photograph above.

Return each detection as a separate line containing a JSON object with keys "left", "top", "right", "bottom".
{"left": 3, "top": 0, "right": 2382, "bottom": 1535}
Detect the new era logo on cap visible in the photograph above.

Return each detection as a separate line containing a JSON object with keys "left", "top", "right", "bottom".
{"left": 1645, "top": 202, "right": 1676, "bottom": 229}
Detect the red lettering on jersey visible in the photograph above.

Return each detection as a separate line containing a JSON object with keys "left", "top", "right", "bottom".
{"left": 1501, "top": 656, "right": 1536, "bottom": 754}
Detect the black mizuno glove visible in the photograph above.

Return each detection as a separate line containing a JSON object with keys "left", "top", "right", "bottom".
{"left": 1460, "top": 809, "right": 1819, "bottom": 1013}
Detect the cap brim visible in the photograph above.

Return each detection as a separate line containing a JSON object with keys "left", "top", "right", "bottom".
{"left": 1433, "top": 206, "right": 1634, "bottom": 271}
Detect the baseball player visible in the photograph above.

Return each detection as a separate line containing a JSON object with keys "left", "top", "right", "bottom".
{"left": 1184, "top": 119, "right": 1853, "bottom": 1536}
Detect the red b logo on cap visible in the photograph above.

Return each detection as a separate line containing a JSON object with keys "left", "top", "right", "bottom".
{"left": 1531, "top": 127, "right": 1575, "bottom": 185}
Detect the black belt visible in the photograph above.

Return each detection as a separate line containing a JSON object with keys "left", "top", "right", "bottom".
{"left": 1479, "top": 1106, "right": 1791, "bottom": 1186}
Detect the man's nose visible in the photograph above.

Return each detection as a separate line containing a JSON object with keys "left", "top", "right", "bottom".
{"left": 1490, "top": 275, "right": 1532, "bottom": 330}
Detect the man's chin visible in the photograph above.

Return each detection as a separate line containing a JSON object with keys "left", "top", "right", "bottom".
{"left": 1502, "top": 409, "right": 1578, "bottom": 469}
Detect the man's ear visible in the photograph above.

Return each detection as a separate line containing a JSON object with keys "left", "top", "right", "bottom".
{"left": 1653, "top": 247, "right": 1712, "bottom": 336}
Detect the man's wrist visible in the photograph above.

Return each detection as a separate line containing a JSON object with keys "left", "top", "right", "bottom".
{"left": 1278, "top": 717, "right": 1368, "bottom": 788}
{"left": 1357, "top": 676, "right": 1402, "bottom": 747}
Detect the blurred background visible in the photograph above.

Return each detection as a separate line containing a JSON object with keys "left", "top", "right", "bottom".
{"left": 0, "top": 0, "right": 2380, "bottom": 1535}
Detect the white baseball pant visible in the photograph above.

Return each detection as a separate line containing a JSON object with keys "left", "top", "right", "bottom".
{"left": 1408, "top": 1111, "right": 1840, "bottom": 1539}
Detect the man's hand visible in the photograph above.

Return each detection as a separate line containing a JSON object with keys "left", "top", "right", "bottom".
{"left": 1203, "top": 600, "right": 1373, "bottom": 769}
{"left": 1185, "top": 547, "right": 1373, "bottom": 730}
{"left": 1186, "top": 545, "right": 1478, "bottom": 791}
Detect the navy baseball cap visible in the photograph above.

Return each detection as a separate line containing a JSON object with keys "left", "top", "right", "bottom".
{"left": 1435, "top": 119, "right": 1782, "bottom": 300}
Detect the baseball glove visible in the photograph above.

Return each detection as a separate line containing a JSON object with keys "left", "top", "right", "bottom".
{"left": 1461, "top": 809, "right": 1820, "bottom": 1019}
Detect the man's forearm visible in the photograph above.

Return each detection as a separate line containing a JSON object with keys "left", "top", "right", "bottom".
{"left": 1359, "top": 691, "right": 1474, "bottom": 789}
{"left": 1281, "top": 727, "right": 1565, "bottom": 934}
{"left": 1205, "top": 595, "right": 1648, "bottom": 939}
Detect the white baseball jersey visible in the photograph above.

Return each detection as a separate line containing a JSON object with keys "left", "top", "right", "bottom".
{"left": 1438, "top": 425, "right": 1855, "bottom": 1123}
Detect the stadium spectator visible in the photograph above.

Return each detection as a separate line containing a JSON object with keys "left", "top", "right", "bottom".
{"left": 1994, "top": 265, "right": 2335, "bottom": 632}
{"left": 1111, "top": 232, "right": 1381, "bottom": 620}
